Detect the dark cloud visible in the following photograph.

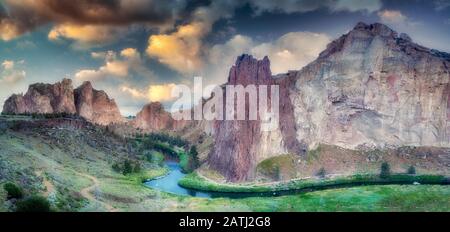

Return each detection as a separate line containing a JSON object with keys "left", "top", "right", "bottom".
{"left": 0, "top": 0, "right": 189, "bottom": 40}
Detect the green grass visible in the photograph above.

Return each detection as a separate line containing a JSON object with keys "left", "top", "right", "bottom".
{"left": 172, "top": 185, "right": 450, "bottom": 212}
{"left": 234, "top": 185, "right": 450, "bottom": 212}
{"left": 179, "top": 172, "right": 449, "bottom": 194}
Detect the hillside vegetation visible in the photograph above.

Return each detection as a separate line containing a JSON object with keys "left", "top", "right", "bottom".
{"left": 1, "top": 116, "right": 449, "bottom": 212}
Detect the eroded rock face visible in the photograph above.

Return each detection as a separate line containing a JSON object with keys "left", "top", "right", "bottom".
{"left": 291, "top": 22, "right": 450, "bottom": 150}
{"left": 208, "top": 54, "right": 292, "bottom": 182}
{"left": 2, "top": 79, "right": 124, "bottom": 125}
{"left": 208, "top": 22, "right": 450, "bottom": 182}
{"left": 132, "top": 102, "right": 176, "bottom": 132}
{"left": 2, "top": 79, "right": 76, "bottom": 114}
{"left": 74, "top": 81, "right": 124, "bottom": 125}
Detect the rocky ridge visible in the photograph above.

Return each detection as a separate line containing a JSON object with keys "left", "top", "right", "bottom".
{"left": 2, "top": 79, "right": 124, "bottom": 125}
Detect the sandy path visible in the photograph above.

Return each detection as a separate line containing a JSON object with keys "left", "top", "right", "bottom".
{"left": 36, "top": 171, "right": 55, "bottom": 197}
{"left": 78, "top": 172, "right": 118, "bottom": 212}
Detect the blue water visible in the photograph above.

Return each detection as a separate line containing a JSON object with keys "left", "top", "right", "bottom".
{"left": 144, "top": 161, "right": 212, "bottom": 198}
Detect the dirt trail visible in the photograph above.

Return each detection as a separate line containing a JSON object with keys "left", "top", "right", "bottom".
{"left": 78, "top": 172, "right": 118, "bottom": 212}
{"left": 36, "top": 171, "right": 55, "bottom": 197}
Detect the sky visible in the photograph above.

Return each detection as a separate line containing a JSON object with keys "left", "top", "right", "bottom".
{"left": 1, "top": 0, "right": 450, "bottom": 116}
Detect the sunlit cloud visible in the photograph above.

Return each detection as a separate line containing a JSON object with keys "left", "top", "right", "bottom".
{"left": 0, "top": 0, "right": 187, "bottom": 43}
{"left": 48, "top": 24, "right": 128, "bottom": 49}
{"left": 120, "top": 83, "right": 177, "bottom": 102}
{"left": 251, "top": 32, "right": 330, "bottom": 74}
{"left": 75, "top": 48, "right": 153, "bottom": 83}
{"left": 1, "top": 60, "right": 26, "bottom": 84}
{"left": 204, "top": 31, "right": 330, "bottom": 85}
{"left": 1, "top": 60, "right": 15, "bottom": 70}
{"left": 378, "top": 10, "right": 407, "bottom": 24}
{"left": 146, "top": 22, "right": 207, "bottom": 74}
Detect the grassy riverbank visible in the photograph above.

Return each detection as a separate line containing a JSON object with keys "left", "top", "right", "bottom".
{"left": 179, "top": 172, "right": 449, "bottom": 193}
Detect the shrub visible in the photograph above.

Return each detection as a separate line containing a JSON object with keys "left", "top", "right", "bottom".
{"left": 407, "top": 165, "right": 416, "bottom": 175}
{"left": 16, "top": 195, "right": 51, "bottom": 212}
{"left": 133, "top": 163, "right": 141, "bottom": 173}
{"left": 112, "top": 160, "right": 142, "bottom": 175}
{"left": 3, "top": 182, "right": 23, "bottom": 199}
{"left": 146, "top": 151, "right": 164, "bottom": 165}
{"left": 316, "top": 167, "right": 326, "bottom": 179}
{"left": 380, "top": 162, "right": 391, "bottom": 179}
{"left": 112, "top": 163, "right": 121, "bottom": 173}
{"left": 122, "top": 160, "right": 133, "bottom": 175}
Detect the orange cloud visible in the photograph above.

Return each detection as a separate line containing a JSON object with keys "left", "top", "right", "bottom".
{"left": 120, "top": 83, "right": 177, "bottom": 102}
{"left": 378, "top": 10, "right": 407, "bottom": 24}
{"left": 0, "top": 0, "right": 184, "bottom": 42}
{"left": 48, "top": 24, "right": 126, "bottom": 48}
{"left": 146, "top": 22, "right": 208, "bottom": 74}
{"left": 75, "top": 48, "right": 154, "bottom": 83}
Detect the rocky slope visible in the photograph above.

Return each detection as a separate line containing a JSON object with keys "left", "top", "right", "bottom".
{"left": 2, "top": 79, "right": 124, "bottom": 125}
{"left": 208, "top": 22, "right": 450, "bottom": 181}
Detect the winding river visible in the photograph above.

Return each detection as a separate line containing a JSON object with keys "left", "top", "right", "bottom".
{"left": 144, "top": 161, "right": 212, "bottom": 198}
{"left": 144, "top": 161, "right": 449, "bottom": 199}
{"left": 144, "top": 161, "right": 281, "bottom": 199}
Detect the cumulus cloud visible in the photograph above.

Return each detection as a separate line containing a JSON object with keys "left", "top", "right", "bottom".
{"left": 1, "top": 0, "right": 382, "bottom": 49}
{"left": 120, "top": 83, "right": 177, "bottom": 102}
{"left": 0, "top": 60, "right": 26, "bottom": 84}
{"left": 146, "top": 0, "right": 242, "bottom": 74}
{"left": 0, "top": 0, "right": 188, "bottom": 43}
{"left": 377, "top": 10, "right": 407, "bottom": 24}
{"left": 203, "top": 31, "right": 330, "bottom": 85}
{"left": 75, "top": 48, "right": 153, "bottom": 83}
{"left": 1, "top": 60, "right": 14, "bottom": 70}
{"left": 251, "top": 32, "right": 330, "bottom": 74}
{"left": 145, "top": 0, "right": 374, "bottom": 75}
{"left": 48, "top": 24, "right": 128, "bottom": 49}
{"left": 146, "top": 22, "right": 207, "bottom": 74}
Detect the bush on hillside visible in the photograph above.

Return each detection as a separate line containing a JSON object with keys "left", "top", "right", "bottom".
{"left": 112, "top": 160, "right": 141, "bottom": 175}
{"left": 16, "top": 195, "right": 51, "bottom": 212}
{"left": 380, "top": 162, "right": 391, "bottom": 179}
{"left": 3, "top": 182, "right": 23, "bottom": 199}
{"left": 316, "top": 167, "right": 326, "bottom": 179}
{"left": 407, "top": 165, "right": 416, "bottom": 175}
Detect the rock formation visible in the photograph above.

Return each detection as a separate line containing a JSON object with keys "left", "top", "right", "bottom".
{"left": 208, "top": 22, "right": 450, "bottom": 181}
{"left": 74, "top": 81, "right": 124, "bottom": 125}
{"left": 2, "top": 79, "right": 124, "bottom": 125}
{"left": 131, "top": 102, "right": 174, "bottom": 132}
{"left": 131, "top": 102, "right": 191, "bottom": 132}
{"left": 2, "top": 79, "right": 76, "bottom": 114}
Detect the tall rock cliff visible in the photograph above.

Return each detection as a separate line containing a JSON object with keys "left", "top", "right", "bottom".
{"left": 74, "top": 81, "right": 125, "bottom": 125}
{"left": 2, "top": 79, "right": 124, "bottom": 125}
{"left": 208, "top": 22, "right": 450, "bottom": 181}
{"left": 2, "top": 79, "right": 76, "bottom": 114}
{"left": 291, "top": 22, "right": 450, "bottom": 150}
{"left": 208, "top": 55, "right": 275, "bottom": 181}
